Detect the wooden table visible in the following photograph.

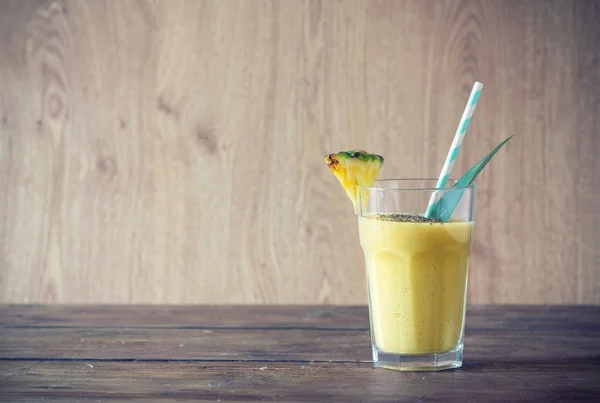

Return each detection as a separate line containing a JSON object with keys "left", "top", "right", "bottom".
{"left": 1, "top": 305, "right": 599, "bottom": 402}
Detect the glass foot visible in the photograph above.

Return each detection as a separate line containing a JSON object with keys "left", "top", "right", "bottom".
{"left": 372, "top": 344, "right": 463, "bottom": 371}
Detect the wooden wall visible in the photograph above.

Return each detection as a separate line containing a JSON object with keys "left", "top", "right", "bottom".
{"left": 1, "top": 0, "right": 599, "bottom": 304}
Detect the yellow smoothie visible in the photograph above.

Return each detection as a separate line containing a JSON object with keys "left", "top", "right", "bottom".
{"left": 359, "top": 213, "right": 473, "bottom": 354}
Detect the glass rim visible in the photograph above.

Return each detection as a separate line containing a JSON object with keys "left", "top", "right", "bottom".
{"left": 357, "top": 178, "right": 476, "bottom": 191}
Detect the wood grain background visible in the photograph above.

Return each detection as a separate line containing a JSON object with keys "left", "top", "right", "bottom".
{"left": 0, "top": 0, "right": 599, "bottom": 304}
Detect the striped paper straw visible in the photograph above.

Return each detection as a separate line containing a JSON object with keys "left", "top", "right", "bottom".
{"left": 424, "top": 81, "right": 483, "bottom": 218}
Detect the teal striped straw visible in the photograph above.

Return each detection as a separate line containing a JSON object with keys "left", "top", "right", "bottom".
{"left": 425, "top": 82, "right": 483, "bottom": 218}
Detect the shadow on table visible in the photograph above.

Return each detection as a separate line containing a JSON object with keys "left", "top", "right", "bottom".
{"left": 463, "top": 355, "right": 600, "bottom": 371}
{"left": 455, "top": 356, "right": 600, "bottom": 400}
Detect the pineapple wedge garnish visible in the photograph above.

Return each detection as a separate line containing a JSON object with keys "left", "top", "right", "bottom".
{"left": 325, "top": 150, "right": 384, "bottom": 214}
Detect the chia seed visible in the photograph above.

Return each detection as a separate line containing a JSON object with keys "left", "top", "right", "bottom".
{"left": 370, "top": 213, "right": 443, "bottom": 224}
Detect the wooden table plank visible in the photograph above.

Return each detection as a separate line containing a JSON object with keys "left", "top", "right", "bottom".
{"left": 0, "top": 305, "right": 368, "bottom": 329}
{"left": 1, "top": 327, "right": 598, "bottom": 363}
{"left": 3, "top": 305, "right": 599, "bottom": 330}
{"left": 0, "top": 328, "right": 371, "bottom": 362}
{"left": 1, "top": 361, "right": 599, "bottom": 403}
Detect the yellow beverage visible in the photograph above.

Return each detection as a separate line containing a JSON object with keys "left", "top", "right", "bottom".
{"left": 359, "top": 213, "right": 473, "bottom": 354}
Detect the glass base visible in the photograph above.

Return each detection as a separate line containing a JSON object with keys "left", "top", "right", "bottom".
{"left": 372, "top": 344, "right": 463, "bottom": 371}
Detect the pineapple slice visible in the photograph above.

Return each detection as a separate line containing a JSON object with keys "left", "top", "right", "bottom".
{"left": 325, "top": 150, "right": 384, "bottom": 213}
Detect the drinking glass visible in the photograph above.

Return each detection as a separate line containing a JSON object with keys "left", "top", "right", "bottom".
{"left": 357, "top": 179, "right": 475, "bottom": 371}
